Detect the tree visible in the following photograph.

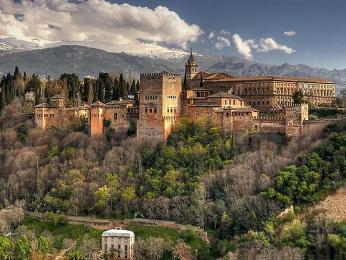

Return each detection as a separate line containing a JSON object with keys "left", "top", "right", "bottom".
{"left": 13, "top": 236, "right": 31, "bottom": 259}
{"left": 37, "top": 236, "right": 49, "bottom": 254}
{"left": 293, "top": 90, "right": 304, "bottom": 104}
{"left": 112, "top": 77, "right": 120, "bottom": 100}
{"left": 118, "top": 73, "right": 128, "bottom": 99}
{"left": 0, "top": 236, "right": 13, "bottom": 259}
{"left": 82, "top": 78, "right": 94, "bottom": 103}
{"left": 60, "top": 73, "right": 79, "bottom": 103}
{"left": 16, "top": 123, "right": 29, "bottom": 143}
{"left": 172, "top": 239, "right": 195, "bottom": 260}
{"left": 26, "top": 74, "right": 42, "bottom": 105}
{"left": 97, "top": 73, "right": 113, "bottom": 103}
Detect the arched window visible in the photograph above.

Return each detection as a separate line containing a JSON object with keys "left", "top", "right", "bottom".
{"left": 114, "top": 113, "right": 118, "bottom": 120}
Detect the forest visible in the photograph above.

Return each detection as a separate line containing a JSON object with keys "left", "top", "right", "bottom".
{"left": 1, "top": 67, "right": 346, "bottom": 259}
{"left": 0, "top": 67, "right": 139, "bottom": 111}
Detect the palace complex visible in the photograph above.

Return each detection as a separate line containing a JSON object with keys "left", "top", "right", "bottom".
{"left": 34, "top": 53, "right": 336, "bottom": 141}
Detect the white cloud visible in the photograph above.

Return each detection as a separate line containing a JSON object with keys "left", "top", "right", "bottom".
{"left": 256, "top": 37, "right": 295, "bottom": 54}
{"left": 215, "top": 36, "right": 231, "bottom": 50}
{"left": 0, "top": 0, "right": 202, "bottom": 52}
{"left": 232, "top": 34, "right": 295, "bottom": 60}
{"left": 232, "top": 34, "right": 255, "bottom": 60}
{"left": 284, "top": 31, "right": 296, "bottom": 37}
{"left": 208, "top": 31, "right": 215, "bottom": 39}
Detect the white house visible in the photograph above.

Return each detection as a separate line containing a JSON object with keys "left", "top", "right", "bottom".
{"left": 102, "top": 227, "right": 135, "bottom": 259}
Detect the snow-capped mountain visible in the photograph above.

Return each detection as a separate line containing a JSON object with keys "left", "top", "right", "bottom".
{"left": 0, "top": 37, "right": 194, "bottom": 61}
{"left": 0, "top": 38, "right": 40, "bottom": 51}
{"left": 127, "top": 48, "right": 190, "bottom": 61}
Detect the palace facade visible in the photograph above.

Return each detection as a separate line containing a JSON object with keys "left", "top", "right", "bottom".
{"left": 34, "top": 53, "right": 336, "bottom": 141}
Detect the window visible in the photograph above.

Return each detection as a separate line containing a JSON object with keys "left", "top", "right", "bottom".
{"left": 114, "top": 113, "right": 118, "bottom": 120}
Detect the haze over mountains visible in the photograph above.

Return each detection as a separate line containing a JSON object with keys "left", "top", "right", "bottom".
{"left": 0, "top": 38, "right": 346, "bottom": 91}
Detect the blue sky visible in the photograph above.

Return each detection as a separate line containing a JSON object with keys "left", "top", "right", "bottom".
{"left": 1, "top": 0, "right": 345, "bottom": 69}
{"left": 114, "top": 0, "right": 346, "bottom": 69}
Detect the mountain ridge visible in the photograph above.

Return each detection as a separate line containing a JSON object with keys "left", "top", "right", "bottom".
{"left": 0, "top": 45, "right": 345, "bottom": 90}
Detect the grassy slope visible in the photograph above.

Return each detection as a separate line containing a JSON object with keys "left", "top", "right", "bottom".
{"left": 23, "top": 216, "right": 210, "bottom": 257}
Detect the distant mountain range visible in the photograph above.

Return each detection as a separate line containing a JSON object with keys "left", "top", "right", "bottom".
{"left": 0, "top": 43, "right": 345, "bottom": 93}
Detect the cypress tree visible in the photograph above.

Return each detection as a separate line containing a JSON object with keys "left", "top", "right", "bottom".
{"left": 112, "top": 77, "right": 120, "bottom": 100}
{"left": 0, "top": 76, "right": 6, "bottom": 109}
{"left": 118, "top": 73, "right": 128, "bottom": 99}
{"left": 60, "top": 73, "right": 79, "bottom": 103}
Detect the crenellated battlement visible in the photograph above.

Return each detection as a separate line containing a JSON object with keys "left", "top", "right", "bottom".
{"left": 140, "top": 71, "right": 181, "bottom": 79}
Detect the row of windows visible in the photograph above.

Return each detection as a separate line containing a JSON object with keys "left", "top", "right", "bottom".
{"left": 145, "top": 108, "right": 157, "bottom": 113}
{"left": 36, "top": 114, "right": 56, "bottom": 118}
{"left": 224, "top": 99, "right": 241, "bottom": 106}
{"left": 167, "top": 95, "right": 177, "bottom": 99}
{"left": 113, "top": 113, "right": 126, "bottom": 120}
{"left": 145, "top": 95, "right": 158, "bottom": 100}
{"left": 104, "top": 243, "right": 130, "bottom": 258}
{"left": 224, "top": 112, "right": 252, "bottom": 117}
{"left": 196, "top": 91, "right": 208, "bottom": 97}
{"left": 167, "top": 107, "right": 177, "bottom": 113}
{"left": 250, "top": 101, "right": 270, "bottom": 106}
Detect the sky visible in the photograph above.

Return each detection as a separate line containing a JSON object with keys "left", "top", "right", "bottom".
{"left": 1, "top": 0, "right": 346, "bottom": 69}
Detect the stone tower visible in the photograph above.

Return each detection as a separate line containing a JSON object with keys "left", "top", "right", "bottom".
{"left": 184, "top": 50, "right": 198, "bottom": 83}
{"left": 90, "top": 101, "right": 105, "bottom": 137}
{"left": 137, "top": 72, "right": 182, "bottom": 142}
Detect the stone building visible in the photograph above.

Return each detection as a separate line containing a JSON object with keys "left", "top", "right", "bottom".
{"left": 184, "top": 52, "right": 336, "bottom": 110}
{"left": 34, "top": 95, "right": 138, "bottom": 137}
{"left": 34, "top": 53, "right": 336, "bottom": 142}
{"left": 101, "top": 228, "right": 135, "bottom": 259}
{"left": 137, "top": 72, "right": 182, "bottom": 141}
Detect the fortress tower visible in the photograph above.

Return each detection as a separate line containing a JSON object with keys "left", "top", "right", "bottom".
{"left": 90, "top": 101, "right": 105, "bottom": 137}
{"left": 137, "top": 72, "right": 182, "bottom": 142}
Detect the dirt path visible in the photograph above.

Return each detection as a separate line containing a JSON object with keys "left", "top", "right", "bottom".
{"left": 27, "top": 212, "right": 209, "bottom": 243}
{"left": 311, "top": 185, "right": 346, "bottom": 221}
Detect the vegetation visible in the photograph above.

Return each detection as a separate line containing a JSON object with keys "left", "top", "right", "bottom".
{"left": 309, "top": 107, "right": 346, "bottom": 118}
{"left": 292, "top": 90, "right": 304, "bottom": 104}
{"left": 235, "top": 122, "right": 346, "bottom": 258}
{"left": 0, "top": 66, "right": 139, "bottom": 113}
{"left": 1, "top": 66, "right": 346, "bottom": 258}
{"left": 264, "top": 122, "right": 346, "bottom": 206}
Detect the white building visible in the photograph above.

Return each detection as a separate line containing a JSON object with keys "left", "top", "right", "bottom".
{"left": 101, "top": 227, "right": 135, "bottom": 259}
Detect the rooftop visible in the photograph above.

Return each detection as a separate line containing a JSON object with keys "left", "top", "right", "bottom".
{"left": 102, "top": 228, "right": 135, "bottom": 237}
{"left": 34, "top": 103, "right": 55, "bottom": 108}
{"left": 91, "top": 101, "right": 105, "bottom": 107}
{"left": 208, "top": 92, "right": 245, "bottom": 100}
{"left": 196, "top": 75, "right": 334, "bottom": 84}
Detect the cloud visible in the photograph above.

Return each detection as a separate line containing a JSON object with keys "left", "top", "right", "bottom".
{"left": 215, "top": 36, "right": 231, "bottom": 50}
{"left": 208, "top": 31, "right": 215, "bottom": 39}
{"left": 208, "top": 30, "right": 231, "bottom": 50}
{"left": 232, "top": 34, "right": 295, "bottom": 60}
{"left": 256, "top": 37, "right": 295, "bottom": 54}
{"left": 232, "top": 34, "right": 255, "bottom": 60}
{"left": 0, "top": 0, "right": 202, "bottom": 51}
{"left": 284, "top": 31, "right": 296, "bottom": 37}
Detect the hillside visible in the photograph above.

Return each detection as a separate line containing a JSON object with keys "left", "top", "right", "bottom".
{"left": 313, "top": 185, "right": 346, "bottom": 221}
{"left": 0, "top": 45, "right": 346, "bottom": 90}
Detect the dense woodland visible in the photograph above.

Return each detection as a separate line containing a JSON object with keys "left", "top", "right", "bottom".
{"left": 0, "top": 67, "right": 139, "bottom": 110}
{"left": 1, "top": 67, "right": 346, "bottom": 259}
